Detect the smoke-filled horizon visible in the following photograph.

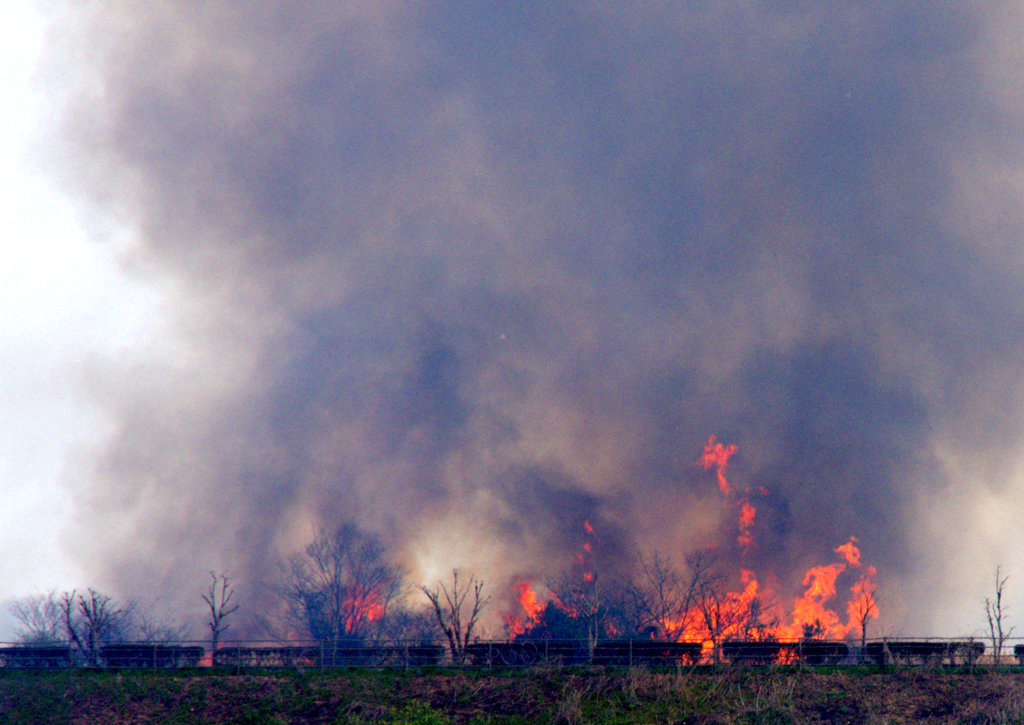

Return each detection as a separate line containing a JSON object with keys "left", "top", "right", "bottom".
{"left": 41, "top": 2, "right": 1024, "bottom": 636}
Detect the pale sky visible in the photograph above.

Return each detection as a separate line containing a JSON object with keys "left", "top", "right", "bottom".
{"left": 0, "top": 5, "right": 163, "bottom": 623}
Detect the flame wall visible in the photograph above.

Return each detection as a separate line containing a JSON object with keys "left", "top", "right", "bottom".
{"left": 44, "top": 2, "right": 1024, "bottom": 635}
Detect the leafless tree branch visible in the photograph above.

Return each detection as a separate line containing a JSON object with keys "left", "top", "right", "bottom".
{"left": 986, "top": 565, "right": 1014, "bottom": 665}
{"left": 202, "top": 571, "right": 240, "bottom": 652}
{"left": 421, "top": 569, "right": 490, "bottom": 664}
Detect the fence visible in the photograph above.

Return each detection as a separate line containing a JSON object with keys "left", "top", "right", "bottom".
{"left": 0, "top": 637, "right": 1018, "bottom": 670}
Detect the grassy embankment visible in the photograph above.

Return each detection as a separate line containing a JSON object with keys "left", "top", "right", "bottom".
{"left": 3, "top": 665, "right": 1024, "bottom": 724}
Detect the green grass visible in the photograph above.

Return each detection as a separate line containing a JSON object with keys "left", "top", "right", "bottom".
{"left": 2, "top": 666, "right": 1024, "bottom": 724}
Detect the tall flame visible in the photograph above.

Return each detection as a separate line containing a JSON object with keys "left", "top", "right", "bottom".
{"left": 698, "top": 435, "right": 759, "bottom": 557}
{"left": 665, "top": 437, "right": 881, "bottom": 647}
{"left": 579, "top": 519, "right": 598, "bottom": 584}
{"left": 501, "top": 520, "right": 600, "bottom": 633}
{"left": 697, "top": 434, "right": 738, "bottom": 497}
{"left": 342, "top": 587, "right": 386, "bottom": 635}
{"left": 737, "top": 499, "right": 757, "bottom": 554}
{"left": 503, "top": 578, "right": 545, "bottom": 636}
{"left": 502, "top": 436, "right": 880, "bottom": 657}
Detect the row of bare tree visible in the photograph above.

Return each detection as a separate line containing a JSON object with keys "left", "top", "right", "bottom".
{"left": 5, "top": 525, "right": 487, "bottom": 664}
{"left": 4, "top": 524, "right": 874, "bottom": 664}
{"left": 30, "top": 524, "right": 1024, "bottom": 667}
{"left": 8, "top": 588, "right": 182, "bottom": 665}
{"left": 273, "top": 526, "right": 879, "bottom": 664}
{"left": 3, "top": 524, "right": 860, "bottom": 664}
{"left": 275, "top": 525, "right": 789, "bottom": 664}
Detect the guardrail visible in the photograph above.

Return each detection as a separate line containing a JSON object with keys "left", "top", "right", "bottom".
{"left": 0, "top": 637, "right": 1013, "bottom": 669}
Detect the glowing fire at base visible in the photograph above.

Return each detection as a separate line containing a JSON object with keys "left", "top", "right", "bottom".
{"left": 501, "top": 435, "right": 879, "bottom": 655}
{"left": 504, "top": 578, "right": 545, "bottom": 636}
{"left": 342, "top": 589, "right": 386, "bottom": 635}
{"left": 686, "top": 435, "right": 879, "bottom": 645}
{"left": 698, "top": 435, "right": 738, "bottom": 497}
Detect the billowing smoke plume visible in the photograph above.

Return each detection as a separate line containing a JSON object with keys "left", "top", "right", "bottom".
{"left": 46, "top": 2, "right": 1024, "bottom": 634}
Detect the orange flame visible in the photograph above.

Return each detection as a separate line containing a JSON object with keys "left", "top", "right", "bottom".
{"left": 738, "top": 501, "right": 756, "bottom": 530}
{"left": 341, "top": 586, "right": 386, "bottom": 635}
{"left": 502, "top": 521, "right": 601, "bottom": 635}
{"left": 698, "top": 434, "right": 738, "bottom": 497}
{"left": 577, "top": 519, "right": 599, "bottom": 585}
{"left": 655, "top": 536, "right": 878, "bottom": 652}
{"left": 680, "top": 437, "right": 881, "bottom": 652}
{"left": 516, "top": 578, "right": 544, "bottom": 621}
{"left": 737, "top": 499, "right": 757, "bottom": 554}
{"left": 504, "top": 437, "right": 880, "bottom": 658}
{"left": 834, "top": 538, "right": 861, "bottom": 566}
{"left": 503, "top": 578, "right": 545, "bottom": 636}
{"left": 698, "top": 435, "right": 760, "bottom": 557}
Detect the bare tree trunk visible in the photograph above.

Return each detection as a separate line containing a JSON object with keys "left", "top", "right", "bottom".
{"left": 986, "top": 566, "right": 1013, "bottom": 666}
{"left": 421, "top": 569, "right": 490, "bottom": 664}
{"left": 203, "top": 571, "right": 240, "bottom": 656}
{"left": 60, "top": 589, "right": 120, "bottom": 666}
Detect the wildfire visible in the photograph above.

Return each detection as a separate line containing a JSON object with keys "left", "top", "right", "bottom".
{"left": 338, "top": 585, "right": 387, "bottom": 636}
{"left": 835, "top": 538, "right": 861, "bottom": 566}
{"left": 501, "top": 435, "right": 879, "bottom": 659}
{"left": 737, "top": 499, "right": 757, "bottom": 554}
{"left": 698, "top": 434, "right": 760, "bottom": 556}
{"left": 504, "top": 578, "right": 545, "bottom": 636}
{"left": 685, "top": 436, "right": 880, "bottom": 645}
{"left": 578, "top": 519, "right": 598, "bottom": 584}
{"left": 698, "top": 434, "right": 738, "bottom": 497}
{"left": 502, "top": 520, "right": 601, "bottom": 635}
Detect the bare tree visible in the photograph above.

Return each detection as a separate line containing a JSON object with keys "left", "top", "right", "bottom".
{"left": 286, "top": 523, "right": 403, "bottom": 648}
{"left": 128, "top": 602, "right": 187, "bottom": 644}
{"left": 986, "top": 566, "right": 1014, "bottom": 665}
{"left": 8, "top": 592, "right": 63, "bottom": 644}
{"left": 202, "top": 571, "right": 240, "bottom": 653}
{"left": 696, "top": 570, "right": 749, "bottom": 663}
{"left": 420, "top": 569, "right": 490, "bottom": 664}
{"left": 850, "top": 578, "right": 877, "bottom": 651}
{"left": 685, "top": 550, "right": 732, "bottom": 655}
{"left": 60, "top": 589, "right": 123, "bottom": 666}
{"left": 627, "top": 551, "right": 705, "bottom": 640}
{"left": 541, "top": 571, "right": 608, "bottom": 660}
{"left": 741, "top": 597, "right": 778, "bottom": 641}
{"left": 690, "top": 551, "right": 772, "bottom": 661}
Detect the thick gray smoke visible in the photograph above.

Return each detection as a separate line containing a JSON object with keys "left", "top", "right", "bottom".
{"left": 46, "top": 2, "right": 1024, "bottom": 634}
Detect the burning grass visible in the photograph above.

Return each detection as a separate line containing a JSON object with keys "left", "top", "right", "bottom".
{"left": 502, "top": 436, "right": 879, "bottom": 656}
{"left": 3, "top": 667, "right": 1024, "bottom": 724}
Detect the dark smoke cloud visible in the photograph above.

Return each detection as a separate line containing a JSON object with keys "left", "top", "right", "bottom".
{"left": 47, "top": 1, "right": 1024, "bottom": 633}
